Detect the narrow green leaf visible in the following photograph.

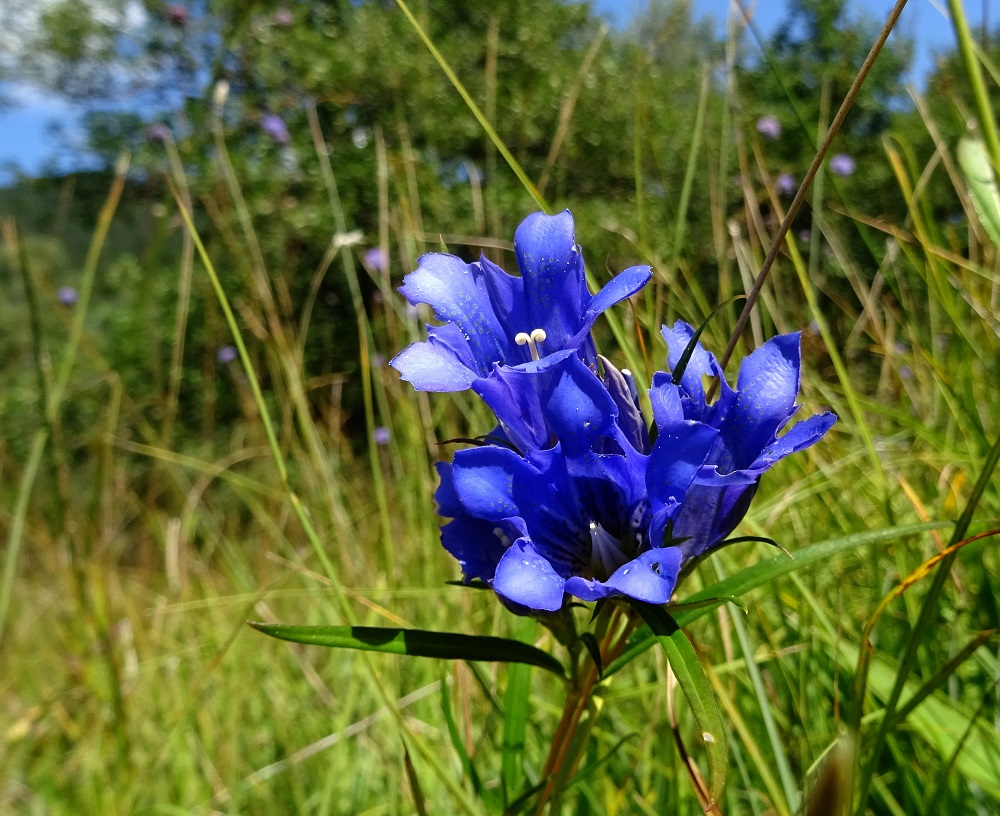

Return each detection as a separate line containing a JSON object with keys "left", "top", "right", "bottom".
{"left": 604, "top": 521, "right": 948, "bottom": 677}
{"left": 958, "top": 135, "right": 1000, "bottom": 247}
{"left": 633, "top": 603, "right": 728, "bottom": 806}
{"left": 501, "top": 617, "right": 538, "bottom": 806}
{"left": 250, "top": 622, "right": 566, "bottom": 678}
{"left": 670, "top": 295, "right": 746, "bottom": 385}
{"left": 440, "top": 673, "right": 500, "bottom": 812}
{"left": 578, "top": 633, "right": 604, "bottom": 678}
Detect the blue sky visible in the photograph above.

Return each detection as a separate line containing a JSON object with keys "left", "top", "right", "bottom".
{"left": 0, "top": 0, "right": 989, "bottom": 180}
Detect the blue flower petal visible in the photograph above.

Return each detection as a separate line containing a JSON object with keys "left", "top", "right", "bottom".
{"left": 649, "top": 373, "right": 686, "bottom": 428}
{"left": 647, "top": 420, "right": 718, "bottom": 546}
{"left": 584, "top": 265, "right": 651, "bottom": 319}
{"left": 759, "top": 411, "right": 837, "bottom": 466}
{"left": 728, "top": 333, "right": 802, "bottom": 468}
{"left": 493, "top": 539, "right": 567, "bottom": 611}
{"left": 473, "top": 353, "right": 619, "bottom": 457}
{"left": 515, "top": 211, "right": 590, "bottom": 349}
{"left": 434, "top": 461, "right": 462, "bottom": 518}
{"left": 449, "top": 445, "right": 539, "bottom": 521}
{"left": 565, "top": 547, "right": 682, "bottom": 604}
{"left": 441, "top": 515, "right": 509, "bottom": 583}
{"left": 671, "top": 482, "right": 758, "bottom": 559}
{"left": 399, "top": 253, "right": 514, "bottom": 374}
{"left": 390, "top": 335, "right": 477, "bottom": 391}
{"left": 661, "top": 322, "right": 734, "bottom": 420}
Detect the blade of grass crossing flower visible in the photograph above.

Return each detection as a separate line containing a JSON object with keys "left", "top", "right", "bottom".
{"left": 958, "top": 135, "right": 1000, "bottom": 248}
{"left": 670, "top": 295, "right": 746, "bottom": 385}
{"left": 604, "top": 522, "right": 949, "bottom": 677}
{"left": 393, "top": 0, "right": 547, "bottom": 213}
{"left": 633, "top": 602, "right": 728, "bottom": 806}
{"left": 249, "top": 623, "right": 565, "bottom": 677}
{"left": 856, "top": 434, "right": 1000, "bottom": 809}
{"left": 502, "top": 616, "right": 538, "bottom": 806}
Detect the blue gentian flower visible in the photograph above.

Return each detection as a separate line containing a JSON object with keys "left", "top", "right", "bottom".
{"left": 390, "top": 210, "right": 651, "bottom": 392}
{"left": 438, "top": 353, "right": 718, "bottom": 612}
{"left": 651, "top": 322, "right": 836, "bottom": 560}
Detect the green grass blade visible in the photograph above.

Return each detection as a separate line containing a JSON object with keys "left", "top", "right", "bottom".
{"left": 856, "top": 433, "right": 1000, "bottom": 808}
{"left": 393, "top": 0, "right": 547, "bottom": 212}
{"left": 501, "top": 616, "right": 537, "bottom": 806}
{"left": 958, "top": 135, "right": 1000, "bottom": 247}
{"left": 250, "top": 622, "right": 566, "bottom": 677}
{"left": 633, "top": 602, "right": 728, "bottom": 807}
{"left": 605, "top": 521, "right": 949, "bottom": 677}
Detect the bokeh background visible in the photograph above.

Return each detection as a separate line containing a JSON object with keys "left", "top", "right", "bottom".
{"left": 2, "top": 1, "right": 999, "bottom": 813}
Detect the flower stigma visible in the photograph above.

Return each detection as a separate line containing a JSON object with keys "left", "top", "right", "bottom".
{"left": 515, "top": 328, "right": 548, "bottom": 361}
{"left": 589, "top": 521, "right": 630, "bottom": 579}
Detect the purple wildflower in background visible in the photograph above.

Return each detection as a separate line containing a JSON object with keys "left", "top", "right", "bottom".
{"left": 217, "top": 345, "right": 237, "bottom": 364}
{"left": 371, "top": 353, "right": 386, "bottom": 368}
{"left": 57, "top": 286, "right": 79, "bottom": 307}
{"left": 775, "top": 173, "right": 797, "bottom": 197}
{"left": 830, "top": 154, "right": 856, "bottom": 177}
{"left": 148, "top": 123, "right": 170, "bottom": 142}
{"left": 274, "top": 8, "right": 294, "bottom": 26}
{"left": 373, "top": 426, "right": 391, "bottom": 446}
{"left": 363, "top": 247, "right": 389, "bottom": 273}
{"left": 166, "top": 4, "right": 188, "bottom": 26}
{"left": 756, "top": 115, "right": 781, "bottom": 139}
{"left": 261, "top": 114, "right": 291, "bottom": 145}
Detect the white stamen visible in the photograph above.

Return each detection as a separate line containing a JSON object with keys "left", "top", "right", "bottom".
{"left": 589, "top": 521, "right": 629, "bottom": 578}
{"left": 515, "top": 327, "right": 547, "bottom": 361}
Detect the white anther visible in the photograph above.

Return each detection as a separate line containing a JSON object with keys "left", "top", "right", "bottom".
{"left": 515, "top": 327, "right": 547, "bottom": 361}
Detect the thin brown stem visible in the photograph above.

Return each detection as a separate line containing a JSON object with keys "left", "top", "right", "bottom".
{"left": 714, "top": 0, "right": 910, "bottom": 387}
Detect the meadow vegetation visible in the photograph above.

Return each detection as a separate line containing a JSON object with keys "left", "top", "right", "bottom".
{"left": 2, "top": 0, "right": 1000, "bottom": 813}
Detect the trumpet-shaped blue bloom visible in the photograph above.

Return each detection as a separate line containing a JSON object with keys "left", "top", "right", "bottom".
{"left": 650, "top": 322, "right": 837, "bottom": 560}
{"left": 390, "top": 210, "right": 651, "bottom": 391}
{"left": 438, "top": 353, "right": 719, "bottom": 611}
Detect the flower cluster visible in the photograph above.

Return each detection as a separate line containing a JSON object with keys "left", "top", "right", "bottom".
{"left": 392, "top": 211, "right": 834, "bottom": 614}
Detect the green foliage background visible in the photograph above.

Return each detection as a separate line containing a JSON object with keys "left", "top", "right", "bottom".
{"left": 2, "top": 1, "right": 999, "bottom": 814}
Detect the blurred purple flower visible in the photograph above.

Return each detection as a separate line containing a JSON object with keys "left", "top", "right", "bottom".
{"left": 274, "top": 8, "right": 294, "bottom": 26}
{"left": 261, "top": 114, "right": 291, "bottom": 145}
{"left": 166, "top": 4, "right": 188, "bottom": 26}
{"left": 373, "top": 426, "right": 391, "bottom": 446}
{"left": 371, "top": 352, "right": 386, "bottom": 368}
{"left": 798, "top": 229, "right": 812, "bottom": 242}
{"left": 148, "top": 123, "right": 170, "bottom": 142}
{"left": 775, "top": 173, "right": 797, "bottom": 197}
{"left": 756, "top": 115, "right": 781, "bottom": 139}
{"left": 217, "top": 345, "right": 237, "bottom": 364}
{"left": 899, "top": 365, "right": 914, "bottom": 381}
{"left": 363, "top": 247, "right": 388, "bottom": 273}
{"left": 57, "top": 286, "right": 79, "bottom": 307}
{"left": 830, "top": 154, "right": 856, "bottom": 177}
